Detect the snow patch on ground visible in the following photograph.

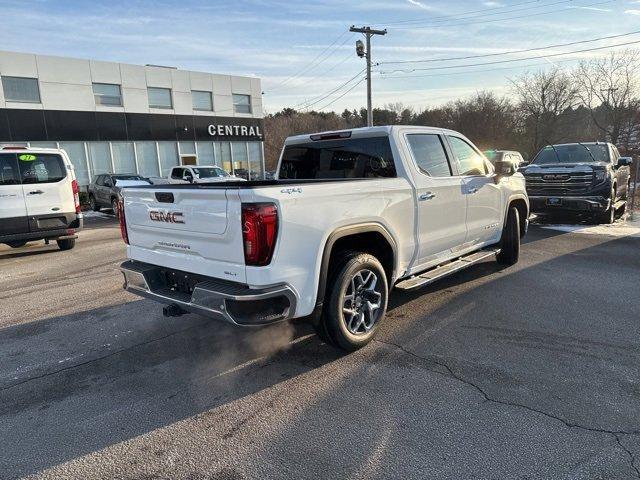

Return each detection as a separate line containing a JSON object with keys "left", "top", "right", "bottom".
{"left": 82, "top": 211, "right": 116, "bottom": 219}
{"left": 538, "top": 214, "right": 640, "bottom": 238}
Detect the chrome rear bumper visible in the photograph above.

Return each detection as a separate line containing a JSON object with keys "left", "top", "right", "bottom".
{"left": 121, "top": 260, "right": 297, "bottom": 326}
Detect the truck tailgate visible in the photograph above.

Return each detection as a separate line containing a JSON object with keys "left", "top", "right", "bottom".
{"left": 122, "top": 187, "right": 246, "bottom": 283}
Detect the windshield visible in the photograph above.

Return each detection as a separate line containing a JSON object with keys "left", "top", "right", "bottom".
{"left": 193, "top": 167, "right": 230, "bottom": 178}
{"left": 532, "top": 144, "right": 609, "bottom": 165}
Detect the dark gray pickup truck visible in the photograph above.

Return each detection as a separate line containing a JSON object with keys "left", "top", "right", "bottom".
{"left": 521, "top": 142, "right": 632, "bottom": 224}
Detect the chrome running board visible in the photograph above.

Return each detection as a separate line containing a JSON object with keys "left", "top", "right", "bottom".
{"left": 395, "top": 248, "right": 500, "bottom": 291}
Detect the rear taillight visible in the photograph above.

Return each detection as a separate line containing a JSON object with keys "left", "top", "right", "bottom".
{"left": 117, "top": 200, "right": 129, "bottom": 245}
{"left": 242, "top": 203, "right": 278, "bottom": 266}
{"left": 71, "top": 179, "right": 81, "bottom": 214}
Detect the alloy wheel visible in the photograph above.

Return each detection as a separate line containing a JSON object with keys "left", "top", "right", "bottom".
{"left": 341, "top": 269, "right": 383, "bottom": 335}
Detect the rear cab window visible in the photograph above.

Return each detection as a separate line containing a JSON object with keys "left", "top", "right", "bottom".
{"left": 0, "top": 154, "right": 21, "bottom": 185}
{"left": 279, "top": 136, "right": 396, "bottom": 180}
{"left": 17, "top": 153, "right": 67, "bottom": 184}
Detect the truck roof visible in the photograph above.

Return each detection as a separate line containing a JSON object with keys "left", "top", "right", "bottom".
{"left": 284, "top": 125, "right": 459, "bottom": 145}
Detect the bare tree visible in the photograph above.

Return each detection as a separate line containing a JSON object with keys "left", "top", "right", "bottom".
{"left": 573, "top": 49, "right": 640, "bottom": 147}
{"left": 511, "top": 68, "right": 578, "bottom": 152}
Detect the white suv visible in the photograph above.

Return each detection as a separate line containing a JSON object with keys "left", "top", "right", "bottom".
{"left": 0, "top": 146, "right": 82, "bottom": 250}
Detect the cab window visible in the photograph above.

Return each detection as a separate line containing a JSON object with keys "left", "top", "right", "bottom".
{"left": 171, "top": 168, "right": 184, "bottom": 179}
{"left": 17, "top": 153, "right": 66, "bottom": 184}
{"left": 447, "top": 136, "right": 487, "bottom": 176}
{"left": 0, "top": 154, "right": 20, "bottom": 185}
{"left": 406, "top": 134, "right": 452, "bottom": 177}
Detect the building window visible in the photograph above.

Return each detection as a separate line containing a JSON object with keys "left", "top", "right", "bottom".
{"left": 192, "top": 90, "right": 213, "bottom": 111}
{"left": 93, "top": 83, "right": 122, "bottom": 106}
{"left": 232, "top": 94, "right": 251, "bottom": 114}
{"left": 147, "top": 87, "right": 173, "bottom": 109}
{"left": 1, "top": 76, "right": 41, "bottom": 103}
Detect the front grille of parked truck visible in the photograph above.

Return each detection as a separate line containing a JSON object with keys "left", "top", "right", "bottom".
{"left": 525, "top": 172, "right": 594, "bottom": 195}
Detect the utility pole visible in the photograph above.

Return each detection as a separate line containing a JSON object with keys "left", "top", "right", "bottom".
{"left": 350, "top": 25, "right": 387, "bottom": 127}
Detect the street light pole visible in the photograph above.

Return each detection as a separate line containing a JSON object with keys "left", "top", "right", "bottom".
{"left": 350, "top": 25, "right": 387, "bottom": 127}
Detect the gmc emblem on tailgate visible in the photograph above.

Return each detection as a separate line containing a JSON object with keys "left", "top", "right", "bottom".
{"left": 149, "top": 210, "right": 185, "bottom": 224}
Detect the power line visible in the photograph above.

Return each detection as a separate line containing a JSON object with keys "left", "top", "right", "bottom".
{"left": 296, "top": 68, "right": 367, "bottom": 110}
{"left": 376, "top": 57, "right": 583, "bottom": 80}
{"left": 378, "top": 38, "right": 640, "bottom": 74}
{"left": 387, "top": 0, "right": 615, "bottom": 30}
{"left": 378, "top": 0, "right": 548, "bottom": 26}
{"left": 379, "top": 30, "right": 640, "bottom": 65}
{"left": 385, "top": 0, "right": 574, "bottom": 27}
{"left": 267, "top": 31, "right": 352, "bottom": 92}
{"left": 317, "top": 77, "right": 367, "bottom": 111}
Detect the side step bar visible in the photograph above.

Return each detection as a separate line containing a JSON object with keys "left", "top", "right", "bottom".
{"left": 395, "top": 248, "right": 500, "bottom": 291}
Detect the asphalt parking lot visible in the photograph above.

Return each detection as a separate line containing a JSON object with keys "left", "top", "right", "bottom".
{"left": 1, "top": 214, "right": 639, "bottom": 479}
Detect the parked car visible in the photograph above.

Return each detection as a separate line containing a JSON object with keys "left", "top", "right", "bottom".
{"left": 166, "top": 165, "right": 245, "bottom": 184}
{"left": 118, "top": 126, "right": 529, "bottom": 351}
{"left": 521, "top": 142, "right": 632, "bottom": 224}
{"left": 88, "top": 174, "right": 150, "bottom": 215}
{"left": 0, "top": 146, "right": 82, "bottom": 250}
{"left": 484, "top": 150, "right": 525, "bottom": 168}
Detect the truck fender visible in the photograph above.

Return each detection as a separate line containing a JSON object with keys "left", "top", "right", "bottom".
{"left": 313, "top": 223, "right": 398, "bottom": 317}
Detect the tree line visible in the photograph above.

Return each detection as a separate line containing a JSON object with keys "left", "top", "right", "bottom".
{"left": 263, "top": 50, "right": 640, "bottom": 171}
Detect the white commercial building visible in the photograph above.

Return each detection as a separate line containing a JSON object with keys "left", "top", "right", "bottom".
{"left": 0, "top": 50, "right": 265, "bottom": 186}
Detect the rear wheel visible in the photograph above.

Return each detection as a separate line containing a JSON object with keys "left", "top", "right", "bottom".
{"left": 497, "top": 206, "right": 520, "bottom": 266}
{"left": 318, "top": 252, "right": 388, "bottom": 351}
{"left": 56, "top": 238, "right": 75, "bottom": 251}
{"left": 89, "top": 194, "right": 100, "bottom": 212}
{"left": 6, "top": 241, "right": 27, "bottom": 248}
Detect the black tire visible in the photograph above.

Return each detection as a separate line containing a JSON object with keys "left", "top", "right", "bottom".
{"left": 596, "top": 186, "right": 616, "bottom": 224}
{"left": 56, "top": 238, "right": 75, "bottom": 251}
{"left": 6, "top": 241, "right": 27, "bottom": 248}
{"left": 111, "top": 198, "right": 119, "bottom": 218}
{"left": 319, "top": 252, "right": 389, "bottom": 351}
{"left": 496, "top": 206, "right": 520, "bottom": 266}
{"left": 89, "top": 194, "right": 100, "bottom": 212}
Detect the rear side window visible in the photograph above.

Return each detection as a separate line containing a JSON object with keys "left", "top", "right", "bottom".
{"left": 279, "top": 136, "right": 396, "bottom": 179}
{"left": 18, "top": 153, "right": 67, "bottom": 184}
{"left": 171, "top": 168, "right": 184, "bottom": 179}
{"left": 448, "top": 136, "right": 487, "bottom": 176}
{"left": 406, "top": 134, "right": 452, "bottom": 177}
{"left": 0, "top": 154, "right": 20, "bottom": 185}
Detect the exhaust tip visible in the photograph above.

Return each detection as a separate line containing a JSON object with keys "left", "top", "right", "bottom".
{"left": 163, "top": 304, "right": 186, "bottom": 317}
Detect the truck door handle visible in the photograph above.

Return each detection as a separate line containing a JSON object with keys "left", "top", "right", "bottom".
{"left": 419, "top": 192, "right": 436, "bottom": 201}
{"left": 468, "top": 187, "right": 478, "bottom": 194}
{"left": 28, "top": 190, "right": 44, "bottom": 195}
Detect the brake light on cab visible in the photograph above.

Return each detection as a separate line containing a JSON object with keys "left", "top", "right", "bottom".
{"left": 242, "top": 203, "right": 278, "bottom": 266}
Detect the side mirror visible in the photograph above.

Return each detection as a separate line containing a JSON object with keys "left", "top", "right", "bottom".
{"left": 519, "top": 160, "right": 529, "bottom": 167}
{"left": 617, "top": 156, "right": 633, "bottom": 167}
{"left": 184, "top": 174, "right": 194, "bottom": 183}
{"left": 494, "top": 160, "right": 516, "bottom": 177}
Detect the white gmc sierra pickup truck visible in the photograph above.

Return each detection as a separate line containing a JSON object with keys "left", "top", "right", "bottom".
{"left": 119, "top": 126, "right": 529, "bottom": 350}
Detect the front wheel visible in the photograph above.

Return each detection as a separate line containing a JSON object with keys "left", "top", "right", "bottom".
{"left": 496, "top": 206, "right": 520, "bottom": 266}
{"left": 57, "top": 238, "right": 75, "bottom": 251}
{"left": 319, "top": 253, "right": 388, "bottom": 351}
{"left": 111, "top": 198, "right": 120, "bottom": 218}
{"left": 596, "top": 187, "right": 616, "bottom": 224}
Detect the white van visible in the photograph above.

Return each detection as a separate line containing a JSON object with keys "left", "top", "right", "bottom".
{"left": 0, "top": 146, "right": 82, "bottom": 250}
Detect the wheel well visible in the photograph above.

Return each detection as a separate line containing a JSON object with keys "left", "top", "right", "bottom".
{"left": 325, "top": 231, "right": 395, "bottom": 292}
{"left": 509, "top": 199, "right": 528, "bottom": 238}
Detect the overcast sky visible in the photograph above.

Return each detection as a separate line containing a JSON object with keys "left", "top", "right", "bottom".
{"left": 1, "top": 0, "right": 639, "bottom": 114}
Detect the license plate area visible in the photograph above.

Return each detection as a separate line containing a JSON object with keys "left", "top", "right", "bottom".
{"left": 546, "top": 197, "right": 562, "bottom": 206}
